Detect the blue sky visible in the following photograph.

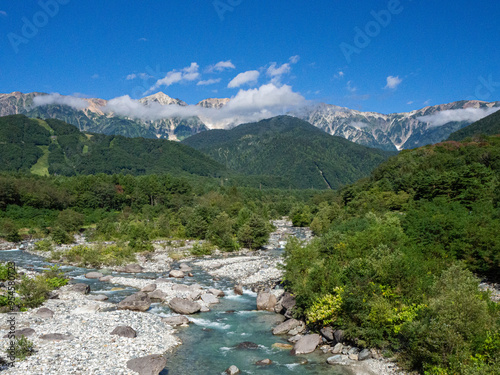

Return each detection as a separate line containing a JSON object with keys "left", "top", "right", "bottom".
{"left": 0, "top": 0, "right": 499, "bottom": 114}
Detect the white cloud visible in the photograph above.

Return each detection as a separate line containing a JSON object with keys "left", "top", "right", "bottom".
{"left": 102, "top": 83, "right": 307, "bottom": 129}
{"left": 423, "top": 99, "right": 432, "bottom": 106}
{"left": 267, "top": 62, "right": 291, "bottom": 77}
{"left": 208, "top": 60, "right": 236, "bottom": 72}
{"left": 33, "top": 93, "right": 88, "bottom": 110}
{"left": 350, "top": 121, "right": 369, "bottom": 129}
{"left": 228, "top": 70, "right": 260, "bottom": 88}
{"left": 407, "top": 101, "right": 414, "bottom": 105}
{"left": 126, "top": 74, "right": 137, "bottom": 80}
{"left": 289, "top": 55, "right": 300, "bottom": 64}
{"left": 346, "top": 81, "right": 357, "bottom": 93}
{"left": 197, "top": 78, "right": 221, "bottom": 86}
{"left": 385, "top": 75, "right": 402, "bottom": 90}
{"left": 138, "top": 38, "right": 148, "bottom": 42}
{"left": 127, "top": 73, "right": 153, "bottom": 80}
{"left": 145, "top": 63, "right": 200, "bottom": 94}
{"left": 417, "top": 107, "right": 500, "bottom": 127}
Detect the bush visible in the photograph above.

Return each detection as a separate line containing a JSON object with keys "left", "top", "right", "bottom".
{"left": 34, "top": 239, "right": 52, "bottom": 252}
{"left": 50, "top": 227, "right": 73, "bottom": 245}
{"left": 10, "top": 335, "right": 35, "bottom": 360}
{"left": 190, "top": 241, "right": 214, "bottom": 256}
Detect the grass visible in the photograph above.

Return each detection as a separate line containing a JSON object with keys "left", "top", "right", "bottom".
{"left": 30, "top": 146, "right": 49, "bottom": 176}
{"left": 34, "top": 119, "right": 54, "bottom": 134}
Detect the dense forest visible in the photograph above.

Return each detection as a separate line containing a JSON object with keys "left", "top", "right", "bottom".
{"left": 183, "top": 116, "right": 395, "bottom": 189}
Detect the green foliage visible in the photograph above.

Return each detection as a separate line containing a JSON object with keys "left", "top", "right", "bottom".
{"left": 56, "top": 209, "right": 84, "bottom": 232}
{"left": 57, "top": 244, "right": 136, "bottom": 267}
{"left": 34, "top": 239, "right": 52, "bottom": 252}
{"left": 10, "top": 335, "right": 35, "bottom": 361}
{"left": 305, "top": 286, "right": 344, "bottom": 326}
{"left": 190, "top": 241, "right": 215, "bottom": 256}
{"left": 50, "top": 227, "right": 73, "bottom": 245}
{"left": 0, "top": 262, "right": 15, "bottom": 281}
{"left": 237, "top": 214, "right": 271, "bottom": 249}
{"left": 447, "top": 109, "right": 500, "bottom": 141}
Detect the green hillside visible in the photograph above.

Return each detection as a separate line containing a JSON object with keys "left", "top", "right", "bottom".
{"left": 447, "top": 108, "right": 500, "bottom": 141}
{"left": 183, "top": 116, "right": 395, "bottom": 189}
{"left": 0, "top": 115, "right": 225, "bottom": 177}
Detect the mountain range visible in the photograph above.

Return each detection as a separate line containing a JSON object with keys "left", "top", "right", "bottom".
{"left": 1, "top": 91, "right": 499, "bottom": 151}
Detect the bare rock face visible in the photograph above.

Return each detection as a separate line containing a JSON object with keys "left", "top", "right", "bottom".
{"left": 110, "top": 325, "right": 137, "bottom": 338}
{"left": 118, "top": 292, "right": 151, "bottom": 312}
{"left": 126, "top": 354, "right": 167, "bottom": 375}
{"left": 291, "top": 334, "right": 322, "bottom": 355}
{"left": 168, "top": 298, "right": 201, "bottom": 315}
{"left": 272, "top": 319, "right": 300, "bottom": 335}
{"left": 256, "top": 292, "right": 277, "bottom": 311}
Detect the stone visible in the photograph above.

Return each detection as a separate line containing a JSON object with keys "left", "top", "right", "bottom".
{"left": 331, "top": 343, "right": 343, "bottom": 354}
{"left": 72, "top": 305, "right": 101, "bottom": 314}
{"left": 40, "top": 333, "right": 73, "bottom": 341}
{"left": 327, "top": 355, "right": 348, "bottom": 365}
{"left": 3, "top": 328, "right": 35, "bottom": 338}
{"left": 201, "top": 293, "right": 219, "bottom": 305}
{"left": 171, "top": 284, "right": 190, "bottom": 292}
{"left": 169, "top": 270, "right": 185, "bottom": 278}
{"left": 200, "top": 306, "right": 210, "bottom": 312}
{"left": 155, "top": 278, "right": 169, "bottom": 283}
{"left": 118, "top": 292, "right": 151, "bottom": 312}
{"left": 358, "top": 349, "right": 372, "bottom": 361}
{"left": 272, "top": 343, "right": 293, "bottom": 350}
{"left": 179, "top": 263, "right": 192, "bottom": 271}
{"left": 209, "top": 288, "right": 225, "bottom": 297}
{"left": 272, "top": 318, "right": 301, "bottom": 335}
{"left": 168, "top": 298, "right": 201, "bottom": 314}
{"left": 236, "top": 341, "right": 259, "bottom": 350}
{"left": 234, "top": 285, "right": 243, "bottom": 295}
{"left": 121, "top": 264, "right": 144, "bottom": 273}
{"left": 36, "top": 307, "right": 54, "bottom": 318}
{"left": 348, "top": 353, "right": 358, "bottom": 361}
{"left": 188, "top": 273, "right": 193, "bottom": 277}
{"left": 291, "top": 334, "right": 322, "bottom": 355}
{"left": 255, "top": 358, "right": 272, "bottom": 366}
{"left": 99, "top": 275, "right": 113, "bottom": 282}
{"left": 320, "top": 345, "right": 331, "bottom": 354}
{"left": 69, "top": 283, "right": 90, "bottom": 294}
{"left": 148, "top": 289, "right": 167, "bottom": 301}
{"left": 85, "top": 272, "right": 103, "bottom": 279}
{"left": 288, "top": 321, "right": 306, "bottom": 336}
{"left": 348, "top": 347, "right": 359, "bottom": 355}
{"left": 256, "top": 292, "right": 277, "bottom": 311}
{"left": 87, "top": 294, "right": 108, "bottom": 301}
{"left": 188, "top": 290, "right": 202, "bottom": 301}
{"left": 126, "top": 354, "right": 167, "bottom": 375}
{"left": 141, "top": 284, "right": 157, "bottom": 293}
{"left": 225, "top": 365, "right": 240, "bottom": 375}
{"left": 162, "top": 316, "right": 190, "bottom": 326}
{"left": 334, "top": 329, "right": 344, "bottom": 344}
{"left": 280, "top": 292, "right": 296, "bottom": 311}
{"left": 288, "top": 334, "right": 302, "bottom": 343}
{"left": 110, "top": 325, "right": 137, "bottom": 338}
{"left": 320, "top": 327, "right": 334, "bottom": 342}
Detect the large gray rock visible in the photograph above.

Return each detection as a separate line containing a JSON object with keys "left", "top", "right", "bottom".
{"left": 256, "top": 292, "right": 277, "bottom": 311}
{"left": 291, "top": 334, "right": 322, "bottom": 355}
{"left": 121, "top": 264, "right": 144, "bottom": 273}
{"left": 280, "top": 292, "right": 296, "bottom": 311}
{"left": 126, "top": 354, "right": 167, "bottom": 375}
{"left": 331, "top": 343, "right": 343, "bottom": 354}
{"left": 111, "top": 325, "right": 137, "bottom": 338}
{"left": 69, "top": 283, "right": 90, "bottom": 294}
{"left": 141, "top": 284, "right": 157, "bottom": 293}
{"left": 288, "top": 321, "right": 306, "bottom": 336}
{"left": 358, "top": 349, "right": 372, "bottom": 361}
{"left": 118, "top": 292, "right": 151, "bottom": 312}
{"left": 99, "top": 275, "right": 113, "bottom": 282}
{"left": 255, "top": 358, "right": 272, "bottom": 366}
{"left": 327, "top": 355, "right": 348, "bottom": 365}
{"left": 234, "top": 285, "right": 243, "bottom": 295}
{"left": 3, "top": 328, "right": 35, "bottom": 338}
{"left": 40, "top": 333, "right": 73, "bottom": 341}
{"left": 168, "top": 298, "right": 201, "bottom": 314}
{"left": 209, "top": 288, "right": 225, "bottom": 297}
{"left": 320, "top": 327, "right": 334, "bottom": 341}
{"left": 179, "top": 263, "right": 192, "bottom": 272}
{"left": 162, "top": 316, "right": 190, "bottom": 326}
{"left": 334, "top": 329, "right": 344, "bottom": 344}
{"left": 148, "top": 289, "right": 167, "bottom": 301}
{"left": 188, "top": 290, "right": 202, "bottom": 301}
{"left": 225, "top": 365, "right": 240, "bottom": 375}
{"left": 87, "top": 294, "right": 108, "bottom": 301}
{"left": 36, "top": 307, "right": 54, "bottom": 318}
{"left": 169, "top": 270, "right": 185, "bottom": 278}
{"left": 201, "top": 293, "right": 219, "bottom": 305}
{"left": 272, "top": 318, "right": 300, "bottom": 335}
{"left": 85, "top": 272, "right": 103, "bottom": 279}
{"left": 171, "top": 284, "right": 190, "bottom": 292}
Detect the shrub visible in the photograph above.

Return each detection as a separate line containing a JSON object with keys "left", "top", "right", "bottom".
{"left": 10, "top": 335, "right": 35, "bottom": 360}
{"left": 190, "top": 241, "right": 214, "bottom": 256}
{"left": 50, "top": 227, "right": 73, "bottom": 245}
{"left": 34, "top": 239, "right": 52, "bottom": 252}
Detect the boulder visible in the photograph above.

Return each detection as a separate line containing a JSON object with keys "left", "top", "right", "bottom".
{"left": 255, "top": 358, "right": 272, "bottom": 366}
{"left": 291, "top": 334, "right": 322, "bottom": 355}
{"left": 40, "top": 333, "right": 73, "bottom": 341}
{"left": 162, "top": 316, "right": 190, "bottom": 326}
{"left": 36, "top": 307, "right": 54, "bottom": 318}
{"left": 234, "top": 285, "right": 243, "bottom": 295}
{"left": 87, "top": 294, "right": 108, "bottom": 301}
{"left": 209, "top": 288, "right": 225, "bottom": 297}
{"left": 201, "top": 293, "right": 219, "bottom": 305}
{"left": 121, "top": 264, "right": 144, "bottom": 273}
{"left": 326, "top": 355, "right": 348, "bottom": 365}
{"left": 171, "top": 284, "right": 190, "bottom": 292}
{"left": 236, "top": 341, "right": 259, "bottom": 350}
{"left": 118, "top": 292, "right": 151, "bottom": 312}
{"left": 3, "top": 327, "right": 35, "bottom": 338}
{"left": 141, "top": 284, "right": 157, "bottom": 293}
{"left": 99, "top": 275, "right": 113, "bottom": 282}
{"left": 69, "top": 283, "right": 90, "bottom": 294}
{"left": 225, "top": 365, "right": 240, "bottom": 375}
{"left": 179, "top": 263, "right": 192, "bottom": 272}
{"left": 358, "top": 349, "right": 372, "bottom": 361}
{"left": 126, "top": 354, "right": 167, "bottom": 375}
{"left": 256, "top": 292, "right": 277, "bottom": 311}
{"left": 148, "top": 289, "right": 167, "bottom": 301}
{"left": 169, "top": 270, "right": 185, "bottom": 278}
{"left": 85, "top": 272, "right": 103, "bottom": 279}
{"left": 331, "top": 343, "right": 343, "bottom": 354}
{"left": 348, "top": 347, "right": 359, "bottom": 355}
{"left": 188, "top": 290, "right": 202, "bottom": 301}
{"left": 320, "top": 327, "right": 334, "bottom": 342}
{"left": 200, "top": 305, "right": 210, "bottom": 312}
{"left": 349, "top": 353, "right": 358, "bottom": 361}
{"left": 288, "top": 334, "right": 302, "bottom": 343}
{"left": 187, "top": 273, "right": 193, "bottom": 277}
{"left": 272, "top": 343, "right": 293, "bottom": 350}
{"left": 280, "top": 292, "right": 296, "bottom": 311}
{"left": 168, "top": 298, "right": 201, "bottom": 315}
{"left": 110, "top": 325, "right": 137, "bottom": 338}
{"left": 334, "top": 329, "right": 344, "bottom": 344}
{"left": 272, "top": 319, "right": 300, "bottom": 335}
{"left": 288, "top": 321, "right": 306, "bottom": 336}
